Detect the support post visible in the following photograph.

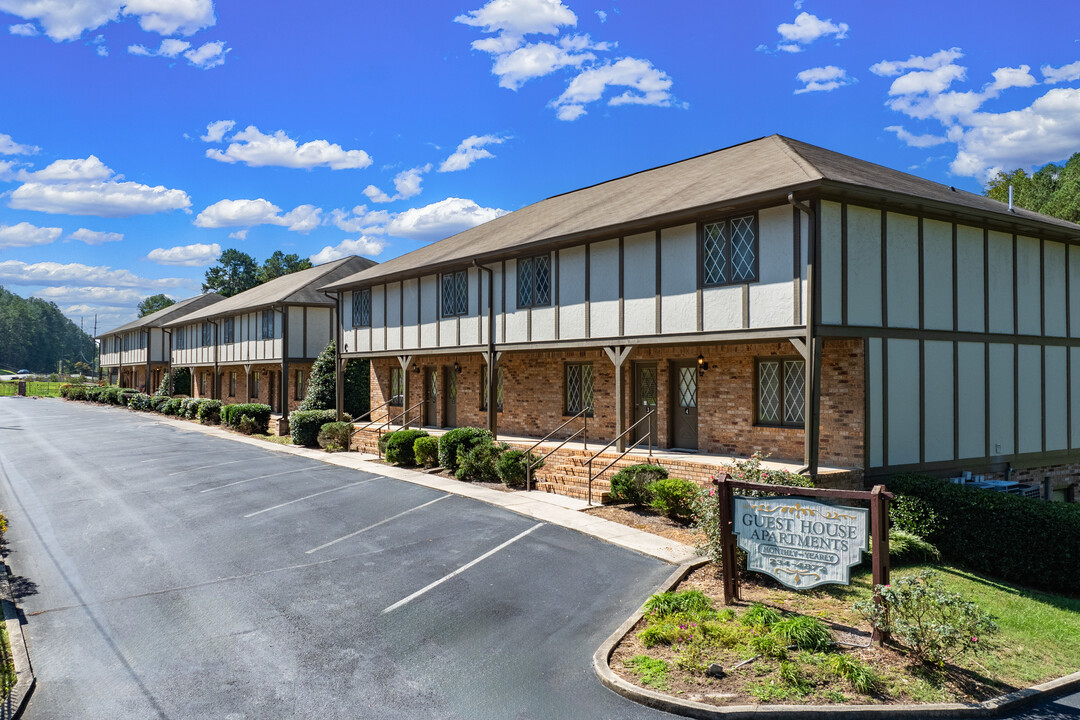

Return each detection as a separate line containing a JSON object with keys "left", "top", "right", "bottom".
{"left": 870, "top": 484, "right": 891, "bottom": 644}
{"left": 397, "top": 355, "right": 413, "bottom": 428}
{"left": 280, "top": 308, "right": 289, "bottom": 415}
{"left": 333, "top": 294, "right": 344, "bottom": 422}
{"left": 481, "top": 350, "right": 502, "bottom": 438}
{"left": 714, "top": 472, "right": 739, "bottom": 604}
{"left": 603, "top": 345, "right": 633, "bottom": 452}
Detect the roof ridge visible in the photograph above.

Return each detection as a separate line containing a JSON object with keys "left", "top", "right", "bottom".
{"left": 773, "top": 135, "right": 825, "bottom": 183}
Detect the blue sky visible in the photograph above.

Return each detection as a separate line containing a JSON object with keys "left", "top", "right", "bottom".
{"left": 1, "top": 0, "right": 1078, "bottom": 331}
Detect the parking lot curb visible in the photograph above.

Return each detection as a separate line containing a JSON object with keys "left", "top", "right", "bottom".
{"left": 0, "top": 561, "right": 34, "bottom": 720}
{"left": 593, "top": 560, "right": 1080, "bottom": 719}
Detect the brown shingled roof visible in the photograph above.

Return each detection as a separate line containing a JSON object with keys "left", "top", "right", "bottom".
{"left": 96, "top": 292, "right": 225, "bottom": 339}
{"left": 322, "top": 134, "right": 1080, "bottom": 292}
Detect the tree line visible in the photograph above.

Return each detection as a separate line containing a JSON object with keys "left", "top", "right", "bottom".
{"left": 984, "top": 152, "right": 1080, "bottom": 223}
{"left": 0, "top": 286, "right": 97, "bottom": 373}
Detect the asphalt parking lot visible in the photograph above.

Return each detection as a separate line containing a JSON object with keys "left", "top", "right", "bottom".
{"left": 0, "top": 398, "right": 680, "bottom": 719}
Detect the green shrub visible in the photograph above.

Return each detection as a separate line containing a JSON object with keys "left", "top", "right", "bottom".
{"left": 119, "top": 389, "right": 139, "bottom": 406}
{"left": 741, "top": 602, "right": 782, "bottom": 629}
{"left": 889, "top": 473, "right": 1080, "bottom": 594}
{"left": 643, "top": 589, "right": 713, "bottom": 617}
{"left": 160, "top": 398, "right": 184, "bottom": 416}
{"left": 647, "top": 477, "right": 698, "bottom": 521}
{"left": 826, "top": 653, "right": 879, "bottom": 694}
{"left": 609, "top": 464, "right": 668, "bottom": 505}
{"left": 384, "top": 429, "right": 429, "bottom": 465}
{"left": 887, "top": 528, "right": 941, "bottom": 564}
{"left": 318, "top": 421, "right": 353, "bottom": 452}
{"left": 890, "top": 494, "right": 942, "bottom": 538}
{"left": 196, "top": 399, "right": 222, "bottom": 424}
{"left": 289, "top": 409, "right": 345, "bottom": 447}
{"left": 413, "top": 436, "right": 439, "bottom": 467}
{"left": 150, "top": 395, "right": 171, "bottom": 412}
{"left": 772, "top": 615, "right": 832, "bottom": 652}
{"left": 455, "top": 440, "right": 509, "bottom": 482}
{"left": 221, "top": 403, "right": 271, "bottom": 434}
{"left": 156, "top": 367, "right": 190, "bottom": 396}
{"left": 854, "top": 569, "right": 998, "bottom": 665}
{"left": 237, "top": 415, "right": 258, "bottom": 435}
{"left": 128, "top": 393, "right": 154, "bottom": 411}
{"left": 438, "top": 427, "right": 492, "bottom": 472}
{"left": 623, "top": 655, "right": 670, "bottom": 691}
{"left": 64, "top": 384, "right": 89, "bottom": 401}
{"left": 180, "top": 398, "right": 203, "bottom": 419}
{"left": 495, "top": 449, "right": 543, "bottom": 488}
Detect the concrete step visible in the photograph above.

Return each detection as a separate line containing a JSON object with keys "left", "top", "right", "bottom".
{"left": 534, "top": 481, "right": 609, "bottom": 503}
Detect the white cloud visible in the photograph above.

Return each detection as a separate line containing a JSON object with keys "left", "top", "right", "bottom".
{"left": 127, "top": 37, "right": 190, "bottom": 58}
{"left": 69, "top": 227, "right": 123, "bottom": 244}
{"left": 194, "top": 198, "right": 322, "bottom": 233}
{"left": 19, "top": 155, "right": 113, "bottom": 182}
{"left": 206, "top": 125, "right": 372, "bottom": 169}
{"left": 454, "top": 0, "right": 576, "bottom": 36}
{"left": 228, "top": 229, "right": 247, "bottom": 240}
{"left": 1043, "top": 60, "right": 1080, "bottom": 85}
{"left": 10, "top": 180, "right": 191, "bottom": 217}
{"left": 146, "top": 242, "right": 221, "bottom": 266}
{"left": 874, "top": 48, "right": 1080, "bottom": 181}
{"left": 328, "top": 205, "right": 391, "bottom": 233}
{"left": 0, "top": 132, "right": 39, "bottom": 155}
{"left": 8, "top": 22, "right": 38, "bottom": 36}
{"left": 439, "top": 134, "right": 507, "bottom": 172}
{"left": 776, "top": 12, "right": 849, "bottom": 47}
{"left": 0, "top": 260, "right": 188, "bottom": 289}
{"left": 885, "top": 126, "right": 949, "bottom": 148}
{"left": 595, "top": 9, "right": 605, "bottom": 22}
{"left": 200, "top": 119, "right": 235, "bottom": 142}
{"left": 552, "top": 57, "right": 674, "bottom": 120}
{"left": 363, "top": 164, "right": 431, "bottom": 203}
{"left": 387, "top": 197, "right": 506, "bottom": 241}
{"left": 491, "top": 34, "right": 608, "bottom": 89}
{"left": 309, "top": 237, "right": 386, "bottom": 264}
{"left": 0, "top": 0, "right": 214, "bottom": 42}
{"left": 33, "top": 286, "right": 146, "bottom": 306}
{"left": 183, "top": 40, "right": 228, "bottom": 69}
{"left": 794, "top": 65, "right": 854, "bottom": 94}
{"left": 0, "top": 221, "right": 62, "bottom": 248}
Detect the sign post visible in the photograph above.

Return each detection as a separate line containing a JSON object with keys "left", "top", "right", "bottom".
{"left": 713, "top": 474, "right": 892, "bottom": 643}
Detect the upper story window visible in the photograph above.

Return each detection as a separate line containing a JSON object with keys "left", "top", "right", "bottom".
{"left": 123, "top": 334, "right": 131, "bottom": 352}
{"left": 261, "top": 309, "right": 274, "bottom": 340}
{"left": 517, "top": 255, "right": 551, "bottom": 308}
{"left": 352, "top": 289, "right": 372, "bottom": 328}
{"left": 113, "top": 337, "right": 121, "bottom": 354}
{"left": 176, "top": 328, "right": 187, "bottom": 350}
{"left": 702, "top": 214, "right": 758, "bottom": 287}
{"left": 441, "top": 270, "right": 468, "bottom": 317}
{"left": 201, "top": 322, "right": 213, "bottom": 347}
{"left": 223, "top": 317, "right": 235, "bottom": 344}
{"left": 755, "top": 358, "right": 805, "bottom": 428}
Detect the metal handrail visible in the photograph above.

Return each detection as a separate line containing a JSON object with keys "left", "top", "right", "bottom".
{"left": 525, "top": 407, "right": 590, "bottom": 492}
{"left": 586, "top": 408, "right": 656, "bottom": 506}
{"left": 350, "top": 398, "right": 394, "bottom": 438}
{"left": 376, "top": 400, "right": 423, "bottom": 457}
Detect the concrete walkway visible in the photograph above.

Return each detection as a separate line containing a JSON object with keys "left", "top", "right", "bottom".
{"left": 155, "top": 415, "right": 699, "bottom": 565}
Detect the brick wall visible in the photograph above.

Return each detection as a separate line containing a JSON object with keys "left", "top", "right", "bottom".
{"left": 367, "top": 338, "right": 865, "bottom": 469}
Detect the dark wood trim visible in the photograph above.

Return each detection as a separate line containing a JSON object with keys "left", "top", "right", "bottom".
{"left": 742, "top": 285, "right": 750, "bottom": 329}
{"left": 918, "top": 339, "right": 925, "bottom": 464}
{"left": 882, "top": 337, "right": 889, "bottom": 468}
{"left": 1040, "top": 238, "right": 1046, "bottom": 337}
{"left": 585, "top": 242, "right": 591, "bottom": 338}
{"left": 553, "top": 250, "right": 560, "bottom": 340}
{"left": 1014, "top": 342, "right": 1020, "bottom": 456}
{"left": 840, "top": 202, "right": 848, "bottom": 326}
{"left": 952, "top": 223, "right": 959, "bottom": 332}
{"left": 863, "top": 337, "right": 872, "bottom": 471}
{"left": 655, "top": 230, "right": 662, "bottom": 333}
{"left": 793, "top": 206, "right": 802, "bottom": 324}
{"left": 1012, "top": 233, "right": 1019, "bottom": 334}
{"left": 501, "top": 259, "right": 507, "bottom": 343}
{"left": 752, "top": 356, "right": 807, "bottom": 429}
{"left": 383, "top": 283, "right": 388, "bottom": 351}
{"left": 983, "top": 228, "right": 990, "bottom": 334}
{"left": 917, "top": 217, "right": 924, "bottom": 330}
{"left": 814, "top": 324, "right": 1080, "bottom": 347}
{"left": 863, "top": 447, "right": 1080, "bottom": 480}
{"left": 880, "top": 209, "right": 888, "bottom": 328}
{"left": 399, "top": 280, "right": 405, "bottom": 350}
{"left": 618, "top": 237, "right": 625, "bottom": 336}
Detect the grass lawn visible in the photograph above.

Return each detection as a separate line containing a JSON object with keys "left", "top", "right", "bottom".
{"left": 252, "top": 433, "right": 294, "bottom": 445}
{"left": 614, "top": 561, "right": 1080, "bottom": 706}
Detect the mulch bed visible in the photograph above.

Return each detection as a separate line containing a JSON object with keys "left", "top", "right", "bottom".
{"left": 584, "top": 503, "right": 702, "bottom": 547}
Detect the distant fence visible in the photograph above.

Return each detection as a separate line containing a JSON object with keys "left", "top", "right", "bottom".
{"left": 0, "top": 382, "right": 66, "bottom": 397}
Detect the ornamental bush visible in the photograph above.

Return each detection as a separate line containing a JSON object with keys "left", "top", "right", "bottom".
{"left": 437, "top": 427, "right": 492, "bottom": 472}
{"left": 64, "top": 384, "right": 88, "bottom": 401}
{"left": 413, "top": 436, "right": 439, "bottom": 467}
{"left": 196, "top": 399, "right": 222, "bottom": 424}
{"left": 456, "top": 440, "right": 509, "bottom": 483}
{"left": 854, "top": 570, "right": 998, "bottom": 666}
{"left": 128, "top": 393, "right": 154, "bottom": 411}
{"left": 297, "top": 342, "right": 337, "bottom": 411}
{"left": 156, "top": 367, "right": 190, "bottom": 396}
{"left": 119, "top": 389, "right": 140, "bottom": 407}
{"left": 221, "top": 403, "right": 271, "bottom": 434}
{"left": 384, "top": 429, "right": 429, "bottom": 466}
{"left": 160, "top": 398, "right": 184, "bottom": 416}
{"left": 150, "top": 395, "right": 171, "bottom": 412}
{"left": 289, "top": 409, "right": 347, "bottom": 447}
{"left": 889, "top": 473, "right": 1080, "bottom": 594}
{"left": 317, "top": 421, "right": 353, "bottom": 452}
{"left": 181, "top": 398, "right": 203, "bottom": 419}
{"left": 609, "top": 464, "right": 668, "bottom": 506}
{"left": 647, "top": 477, "right": 698, "bottom": 521}
{"left": 495, "top": 448, "right": 543, "bottom": 489}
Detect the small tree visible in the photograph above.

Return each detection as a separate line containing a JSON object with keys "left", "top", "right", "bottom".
{"left": 157, "top": 367, "right": 191, "bottom": 396}
{"left": 298, "top": 341, "right": 337, "bottom": 411}
{"left": 138, "top": 294, "right": 175, "bottom": 317}
{"left": 344, "top": 357, "right": 370, "bottom": 418}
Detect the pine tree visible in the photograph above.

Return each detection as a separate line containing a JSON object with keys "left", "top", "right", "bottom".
{"left": 298, "top": 341, "right": 337, "bottom": 410}
{"left": 344, "top": 358, "right": 370, "bottom": 418}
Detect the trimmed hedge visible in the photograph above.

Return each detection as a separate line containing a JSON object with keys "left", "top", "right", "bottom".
{"left": 318, "top": 421, "right": 353, "bottom": 451}
{"left": 289, "top": 409, "right": 349, "bottom": 447}
{"left": 456, "top": 440, "right": 509, "bottom": 482}
{"left": 160, "top": 398, "right": 184, "bottom": 416}
{"left": 609, "top": 464, "right": 669, "bottom": 505}
{"left": 437, "top": 427, "right": 492, "bottom": 472}
{"left": 384, "top": 429, "right": 429, "bottom": 465}
{"left": 128, "top": 393, "right": 154, "bottom": 411}
{"left": 221, "top": 403, "right": 271, "bottom": 434}
{"left": 889, "top": 473, "right": 1080, "bottom": 594}
{"left": 413, "top": 436, "right": 439, "bottom": 467}
{"left": 196, "top": 400, "right": 222, "bottom": 424}
{"left": 495, "top": 449, "right": 543, "bottom": 489}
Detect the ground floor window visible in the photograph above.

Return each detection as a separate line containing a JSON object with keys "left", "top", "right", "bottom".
{"left": 479, "top": 365, "right": 503, "bottom": 412}
{"left": 200, "top": 371, "right": 208, "bottom": 396}
{"left": 390, "top": 367, "right": 404, "bottom": 406}
{"left": 295, "top": 369, "right": 305, "bottom": 401}
{"left": 756, "top": 357, "right": 805, "bottom": 427}
{"left": 565, "top": 363, "right": 594, "bottom": 416}
{"left": 229, "top": 372, "right": 237, "bottom": 397}
{"left": 251, "top": 372, "right": 260, "bottom": 399}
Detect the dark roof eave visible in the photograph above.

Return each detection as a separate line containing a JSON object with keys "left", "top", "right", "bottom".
{"left": 322, "top": 179, "right": 825, "bottom": 292}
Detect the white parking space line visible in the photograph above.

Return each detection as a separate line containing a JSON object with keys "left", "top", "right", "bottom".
{"left": 381, "top": 523, "right": 543, "bottom": 615}
{"left": 305, "top": 495, "right": 450, "bottom": 554}
{"left": 244, "top": 478, "right": 378, "bottom": 518}
{"left": 199, "top": 465, "right": 332, "bottom": 493}
{"left": 169, "top": 458, "right": 251, "bottom": 476}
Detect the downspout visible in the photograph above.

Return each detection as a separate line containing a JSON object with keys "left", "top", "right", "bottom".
{"left": 208, "top": 318, "right": 220, "bottom": 400}
{"left": 473, "top": 260, "right": 498, "bottom": 437}
{"left": 163, "top": 328, "right": 173, "bottom": 394}
{"left": 143, "top": 328, "right": 151, "bottom": 394}
{"left": 322, "top": 291, "right": 345, "bottom": 422}
{"left": 788, "top": 192, "right": 819, "bottom": 477}
{"left": 279, "top": 305, "right": 289, "bottom": 416}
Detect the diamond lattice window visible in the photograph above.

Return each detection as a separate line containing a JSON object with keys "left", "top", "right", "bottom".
{"left": 480, "top": 365, "right": 503, "bottom": 411}
{"left": 517, "top": 254, "right": 550, "bottom": 307}
{"left": 352, "top": 289, "right": 372, "bottom": 328}
{"left": 442, "top": 270, "right": 468, "bottom": 316}
{"left": 565, "top": 363, "right": 594, "bottom": 416}
{"left": 702, "top": 215, "right": 757, "bottom": 287}
{"left": 756, "top": 358, "right": 805, "bottom": 427}
{"left": 678, "top": 367, "right": 697, "bottom": 409}
{"left": 639, "top": 367, "right": 657, "bottom": 406}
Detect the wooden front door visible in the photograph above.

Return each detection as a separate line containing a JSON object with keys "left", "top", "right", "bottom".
{"left": 632, "top": 362, "right": 658, "bottom": 446}
{"left": 424, "top": 367, "right": 438, "bottom": 427}
{"left": 269, "top": 371, "right": 278, "bottom": 413}
{"left": 671, "top": 361, "right": 698, "bottom": 450}
{"left": 444, "top": 366, "right": 457, "bottom": 428}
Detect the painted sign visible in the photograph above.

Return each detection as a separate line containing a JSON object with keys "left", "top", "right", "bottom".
{"left": 732, "top": 495, "right": 868, "bottom": 590}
